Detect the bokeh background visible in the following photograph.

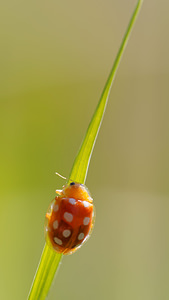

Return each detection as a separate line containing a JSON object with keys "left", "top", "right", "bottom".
{"left": 1, "top": 0, "right": 169, "bottom": 299}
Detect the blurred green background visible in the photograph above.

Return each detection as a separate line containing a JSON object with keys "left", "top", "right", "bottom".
{"left": 1, "top": 0, "right": 169, "bottom": 299}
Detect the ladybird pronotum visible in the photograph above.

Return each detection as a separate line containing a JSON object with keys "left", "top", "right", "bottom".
{"left": 45, "top": 182, "right": 95, "bottom": 255}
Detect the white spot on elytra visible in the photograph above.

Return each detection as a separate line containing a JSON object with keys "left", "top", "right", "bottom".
{"left": 64, "top": 212, "right": 73, "bottom": 223}
{"left": 78, "top": 233, "right": 84, "bottom": 240}
{"left": 83, "top": 201, "right": 89, "bottom": 208}
{"left": 53, "top": 204, "right": 59, "bottom": 212}
{"left": 53, "top": 220, "right": 58, "bottom": 229}
{"left": 83, "top": 217, "right": 90, "bottom": 226}
{"left": 54, "top": 237, "right": 62, "bottom": 245}
{"left": 63, "top": 229, "right": 71, "bottom": 238}
{"left": 69, "top": 198, "right": 76, "bottom": 205}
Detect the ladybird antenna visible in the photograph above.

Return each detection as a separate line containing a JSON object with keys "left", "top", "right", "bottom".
{"left": 55, "top": 172, "right": 67, "bottom": 180}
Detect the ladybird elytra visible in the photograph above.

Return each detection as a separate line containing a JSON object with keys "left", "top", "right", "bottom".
{"left": 45, "top": 182, "right": 95, "bottom": 255}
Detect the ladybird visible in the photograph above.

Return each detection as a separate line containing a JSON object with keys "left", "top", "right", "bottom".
{"left": 45, "top": 181, "right": 95, "bottom": 255}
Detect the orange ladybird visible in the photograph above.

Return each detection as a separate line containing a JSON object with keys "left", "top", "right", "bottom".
{"left": 45, "top": 182, "right": 95, "bottom": 255}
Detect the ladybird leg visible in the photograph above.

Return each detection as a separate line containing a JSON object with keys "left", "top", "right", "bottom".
{"left": 46, "top": 212, "right": 50, "bottom": 220}
{"left": 55, "top": 189, "right": 62, "bottom": 195}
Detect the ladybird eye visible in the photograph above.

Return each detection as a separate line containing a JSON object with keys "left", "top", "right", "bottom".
{"left": 70, "top": 182, "right": 75, "bottom": 186}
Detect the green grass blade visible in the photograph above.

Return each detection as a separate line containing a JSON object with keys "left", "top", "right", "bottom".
{"left": 28, "top": 244, "right": 62, "bottom": 300}
{"left": 27, "top": 1, "right": 143, "bottom": 299}
{"left": 69, "top": 0, "right": 143, "bottom": 184}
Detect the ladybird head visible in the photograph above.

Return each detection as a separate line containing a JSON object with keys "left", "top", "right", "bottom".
{"left": 62, "top": 181, "right": 93, "bottom": 202}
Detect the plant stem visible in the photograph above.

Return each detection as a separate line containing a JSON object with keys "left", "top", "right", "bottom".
{"left": 69, "top": 0, "right": 143, "bottom": 184}
{"left": 27, "top": 1, "right": 143, "bottom": 299}
{"left": 28, "top": 244, "right": 62, "bottom": 300}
